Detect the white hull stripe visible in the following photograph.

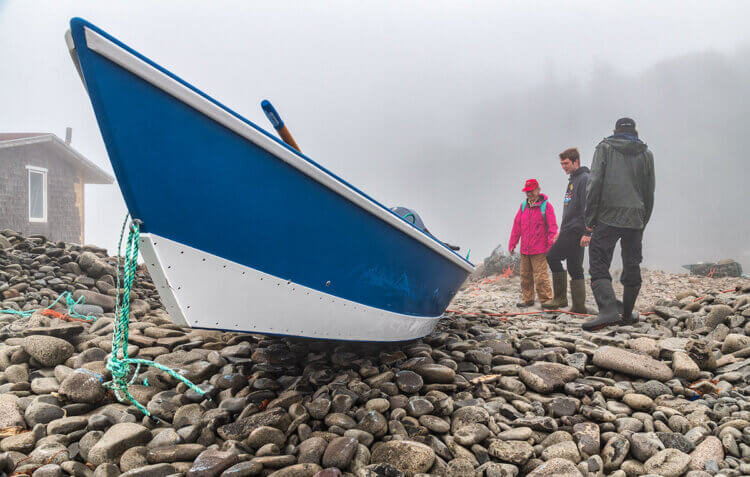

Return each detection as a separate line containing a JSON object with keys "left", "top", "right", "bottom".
{"left": 82, "top": 28, "right": 473, "bottom": 273}
{"left": 139, "top": 233, "right": 440, "bottom": 341}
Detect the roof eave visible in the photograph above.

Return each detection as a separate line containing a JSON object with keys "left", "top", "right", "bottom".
{"left": 49, "top": 136, "right": 114, "bottom": 184}
{"left": 0, "top": 134, "right": 114, "bottom": 185}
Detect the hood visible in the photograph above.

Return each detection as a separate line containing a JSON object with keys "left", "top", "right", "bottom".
{"left": 571, "top": 166, "right": 590, "bottom": 177}
{"left": 604, "top": 136, "right": 648, "bottom": 155}
{"left": 529, "top": 193, "right": 549, "bottom": 206}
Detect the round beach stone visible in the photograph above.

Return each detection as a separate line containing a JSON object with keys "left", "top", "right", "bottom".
{"left": 305, "top": 398, "right": 331, "bottom": 420}
{"left": 418, "top": 415, "right": 450, "bottom": 434}
{"left": 88, "top": 423, "right": 152, "bottom": 466}
{"left": 519, "top": 363, "right": 579, "bottom": 394}
{"left": 30, "top": 377, "right": 59, "bottom": 394}
{"left": 0, "top": 427, "right": 37, "bottom": 453}
{"left": 0, "top": 394, "right": 25, "bottom": 428}
{"left": 622, "top": 393, "right": 654, "bottom": 411}
{"left": 602, "top": 434, "right": 630, "bottom": 472}
{"left": 46, "top": 416, "right": 88, "bottom": 435}
{"left": 246, "top": 426, "right": 286, "bottom": 449}
{"left": 488, "top": 440, "right": 534, "bottom": 465}
{"left": 593, "top": 346, "right": 674, "bottom": 381}
{"left": 120, "top": 447, "right": 149, "bottom": 472}
{"left": 265, "top": 464, "right": 321, "bottom": 477}
{"left": 32, "top": 464, "right": 63, "bottom": 477}
{"left": 370, "top": 440, "right": 436, "bottom": 476}
{"left": 324, "top": 412, "right": 356, "bottom": 430}
{"left": 24, "top": 401, "right": 64, "bottom": 426}
{"left": 541, "top": 440, "right": 581, "bottom": 463}
{"left": 321, "top": 436, "right": 358, "bottom": 469}
{"left": 187, "top": 449, "right": 239, "bottom": 477}
{"left": 146, "top": 444, "right": 206, "bottom": 464}
{"left": 414, "top": 364, "right": 455, "bottom": 384}
{"left": 406, "top": 397, "right": 434, "bottom": 417}
{"left": 446, "top": 458, "right": 475, "bottom": 477}
{"left": 297, "top": 437, "right": 327, "bottom": 464}
{"left": 527, "top": 458, "right": 583, "bottom": 477}
{"left": 344, "top": 429, "right": 374, "bottom": 446}
{"left": 572, "top": 422, "right": 600, "bottom": 458}
{"left": 365, "top": 398, "right": 390, "bottom": 413}
{"left": 644, "top": 449, "right": 690, "bottom": 477}
{"left": 688, "top": 436, "right": 723, "bottom": 471}
{"left": 358, "top": 411, "right": 387, "bottom": 437}
{"left": 119, "top": 463, "right": 176, "bottom": 477}
{"left": 657, "top": 430, "right": 691, "bottom": 453}
{"left": 628, "top": 432, "right": 663, "bottom": 462}
{"left": 672, "top": 352, "right": 701, "bottom": 380}
{"left": 453, "top": 423, "right": 490, "bottom": 446}
{"left": 173, "top": 403, "right": 203, "bottom": 428}
{"left": 450, "top": 406, "right": 489, "bottom": 432}
{"left": 633, "top": 380, "right": 673, "bottom": 399}
{"left": 220, "top": 461, "right": 263, "bottom": 477}
{"left": 499, "top": 427, "right": 533, "bottom": 441}
{"left": 59, "top": 368, "right": 107, "bottom": 404}
{"left": 23, "top": 335, "right": 74, "bottom": 367}
{"left": 395, "top": 370, "right": 423, "bottom": 394}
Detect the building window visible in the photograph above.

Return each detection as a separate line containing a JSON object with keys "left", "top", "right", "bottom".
{"left": 26, "top": 166, "right": 47, "bottom": 222}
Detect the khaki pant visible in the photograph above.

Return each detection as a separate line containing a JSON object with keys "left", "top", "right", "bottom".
{"left": 520, "top": 253, "right": 553, "bottom": 303}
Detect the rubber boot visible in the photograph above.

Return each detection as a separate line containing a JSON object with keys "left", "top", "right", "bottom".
{"left": 621, "top": 285, "right": 641, "bottom": 325}
{"left": 542, "top": 272, "right": 568, "bottom": 309}
{"left": 582, "top": 279, "right": 623, "bottom": 331}
{"left": 568, "top": 279, "right": 587, "bottom": 314}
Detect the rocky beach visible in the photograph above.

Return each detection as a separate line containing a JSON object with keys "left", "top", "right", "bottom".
{"left": 1, "top": 229, "right": 750, "bottom": 477}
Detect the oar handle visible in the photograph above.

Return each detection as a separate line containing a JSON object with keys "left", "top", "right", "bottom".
{"left": 261, "top": 100, "right": 301, "bottom": 152}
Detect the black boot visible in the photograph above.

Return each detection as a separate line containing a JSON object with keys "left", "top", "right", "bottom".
{"left": 582, "top": 279, "right": 623, "bottom": 331}
{"left": 621, "top": 285, "right": 641, "bottom": 325}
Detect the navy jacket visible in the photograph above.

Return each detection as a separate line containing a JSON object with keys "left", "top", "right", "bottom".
{"left": 559, "top": 166, "right": 590, "bottom": 235}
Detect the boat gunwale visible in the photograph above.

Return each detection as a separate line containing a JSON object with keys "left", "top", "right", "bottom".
{"left": 68, "top": 18, "right": 474, "bottom": 273}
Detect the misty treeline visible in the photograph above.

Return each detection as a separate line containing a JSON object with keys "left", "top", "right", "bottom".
{"left": 381, "top": 47, "right": 750, "bottom": 272}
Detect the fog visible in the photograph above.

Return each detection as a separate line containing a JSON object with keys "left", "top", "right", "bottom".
{"left": 1, "top": 1, "right": 748, "bottom": 271}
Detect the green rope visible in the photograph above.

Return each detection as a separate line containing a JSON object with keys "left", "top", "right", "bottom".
{"left": 0, "top": 290, "right": 98, "bottom": 322}
{"left": 104, "top": 215, "right": 207, "bottom": 420}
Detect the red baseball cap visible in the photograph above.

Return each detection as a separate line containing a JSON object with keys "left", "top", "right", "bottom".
{"left": 522, "top": 179, "right": 539, "bottom": 192}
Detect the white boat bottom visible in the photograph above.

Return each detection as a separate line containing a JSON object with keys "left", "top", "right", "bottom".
{"left": 138, "top": 233, "right": 441, "bottom": 341}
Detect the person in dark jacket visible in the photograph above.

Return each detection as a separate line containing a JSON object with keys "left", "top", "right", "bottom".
{"left": 580, "top": 118, "right": 655, "bottom": 331}
{"left": 542, "top": 148, "right": 590, "bottom": 313}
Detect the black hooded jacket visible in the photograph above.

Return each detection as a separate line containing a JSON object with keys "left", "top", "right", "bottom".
{"left": 585, "top": 135, "right": 655, "bottom": 230}
{"left": 559, "top": 166, "right": 590, "bottom": 235}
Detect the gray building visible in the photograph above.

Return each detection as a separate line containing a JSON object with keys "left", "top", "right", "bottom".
{"left": 0, "top": 130, "right": 113, "bottom": 244}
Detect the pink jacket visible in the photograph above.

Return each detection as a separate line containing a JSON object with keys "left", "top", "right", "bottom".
{"left": 509, "top": 194, "right": 558, "bottom": 255}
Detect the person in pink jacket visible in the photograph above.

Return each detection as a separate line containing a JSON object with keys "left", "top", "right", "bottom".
{"left": 509, "top": 179, "right": 559, "bottom": 307}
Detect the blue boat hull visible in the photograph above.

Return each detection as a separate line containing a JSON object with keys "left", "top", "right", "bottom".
{"left": 67, "top": 18, "right": 473, "bottom": 340}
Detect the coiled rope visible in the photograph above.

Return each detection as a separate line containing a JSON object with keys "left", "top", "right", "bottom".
{"left": 103, "top": 215, "right": 206, "bottom": 421}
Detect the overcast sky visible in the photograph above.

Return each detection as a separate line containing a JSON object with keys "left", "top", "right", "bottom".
{"left": 1, "top": 1, "right": 748, "bottom": 271}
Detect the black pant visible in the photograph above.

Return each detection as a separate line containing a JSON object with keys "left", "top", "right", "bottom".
{"left": 547, "top": 230, "right": 585, "bottom": 279}
{"left": 589, "top": 223, "right": 644, "bottom": 287}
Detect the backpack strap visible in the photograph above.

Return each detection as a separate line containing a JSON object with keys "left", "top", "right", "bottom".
{"left": 521, "top": 200, "right": 547, "bottom": 221}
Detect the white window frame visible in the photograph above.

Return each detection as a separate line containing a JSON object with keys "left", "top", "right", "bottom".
{"left": 26, "top": 165, "right": 48, "bottom": 223}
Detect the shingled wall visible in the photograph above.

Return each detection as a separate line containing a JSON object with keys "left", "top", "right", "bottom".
{"left": 0, "top": 142, "right": 83, "bottom": 243}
